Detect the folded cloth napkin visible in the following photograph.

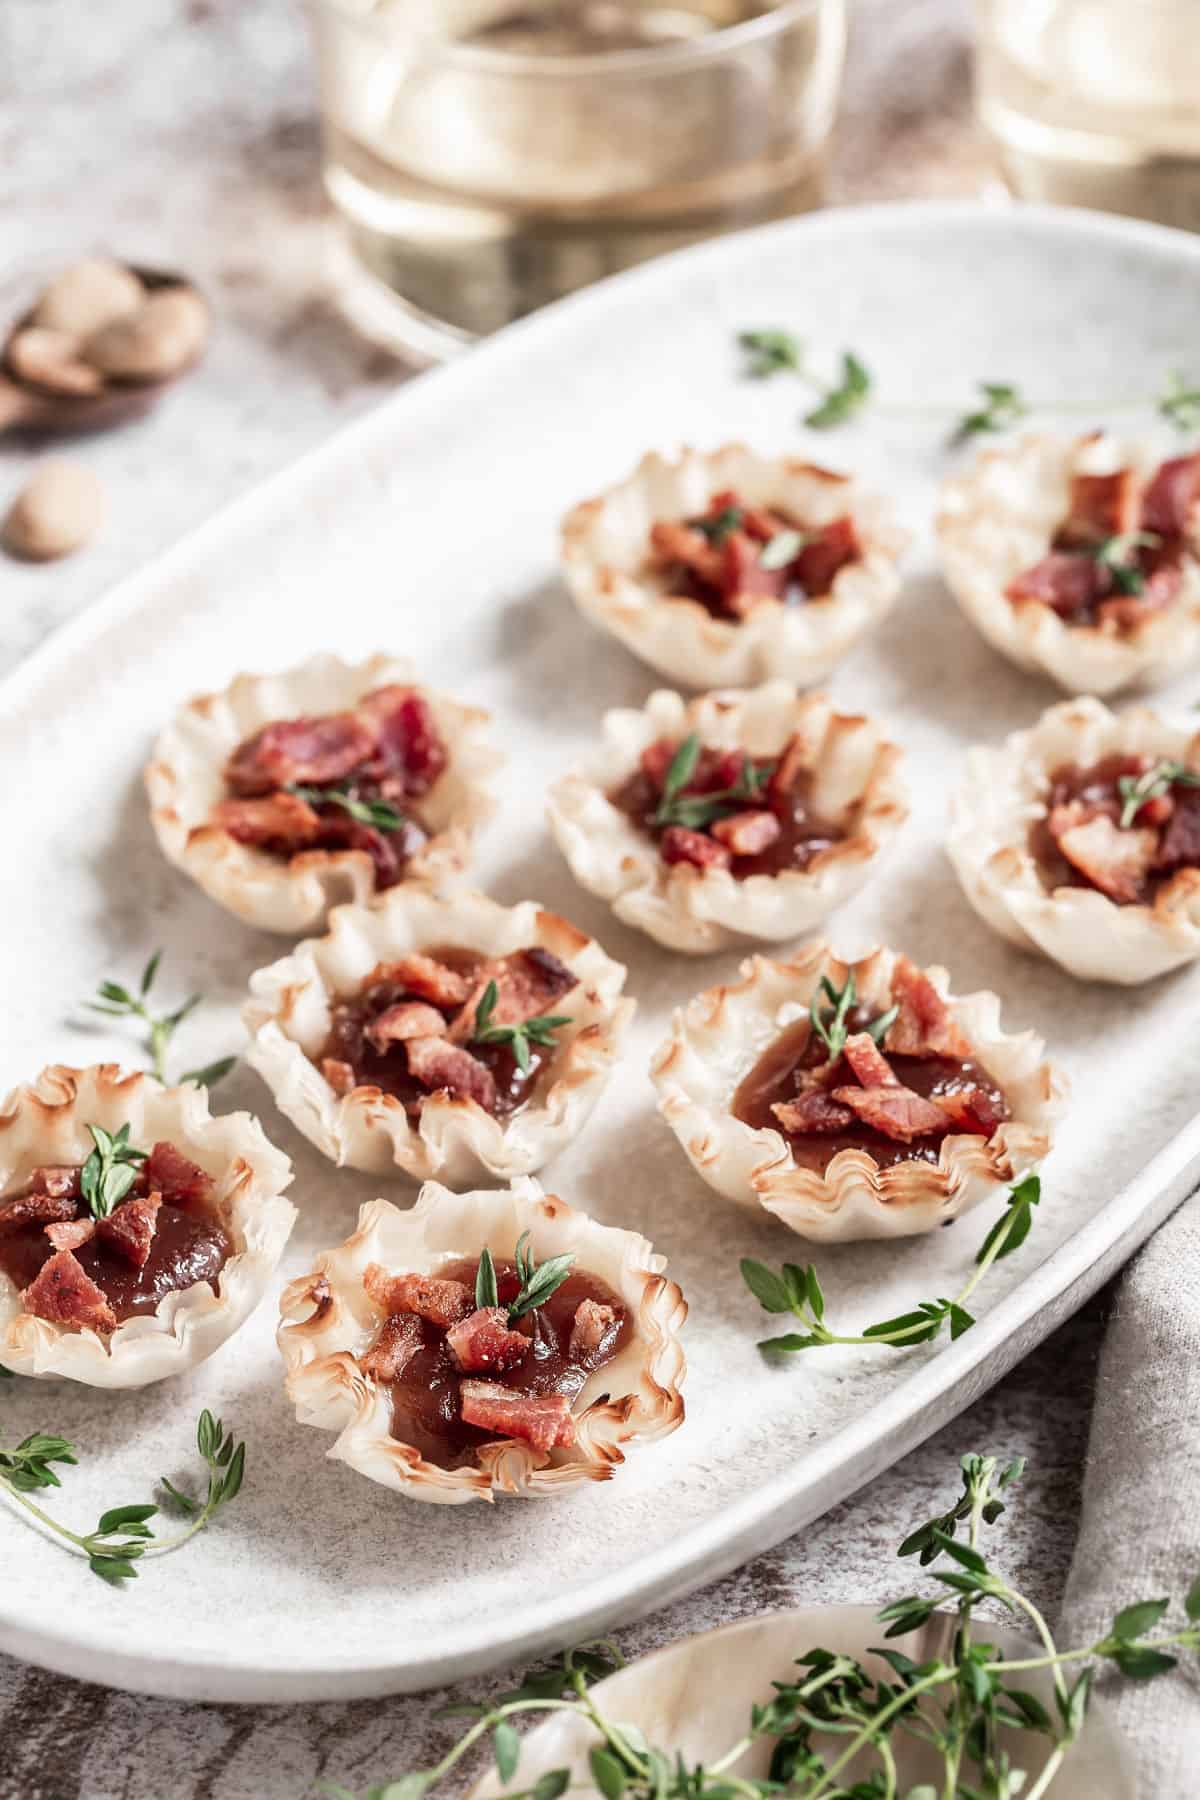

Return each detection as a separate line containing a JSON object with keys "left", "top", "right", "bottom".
{"left": 1058, "top": 1190, "right": 1200, "bottom": 1797}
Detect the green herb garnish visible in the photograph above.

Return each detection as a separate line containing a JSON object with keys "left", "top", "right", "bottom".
{"left": 955, "top": 380, "right": 1029, "bottom": 439}
{"left": 1159, "top": 370, "right": 1200, "bottom": 434}
{"left": 804, "top": 351, "right": 872, "bottom": 430}
{"left": 738, "top": 328, "right": 804, "bottom": 380}
{"left": 691, "top": 505, "right": 743, "bottom": 545}
{"left": 473, "top": 1235, "right": 575, "bottom": 1323}
{"left": 472, "top": 982, "right": 572, "bottom": 1076}
{"left": 1092, "top": 529, "right": 1161, "bottom": 597}
{"left": 287, "top": 783, "right": 405, "bottom": 834}
{"left": 84, "top": 949, "right": 236, "bottom": 1089}
{"left": 79, "top": 1122, "right": 147, "bottom": 1221}
{"left": 1118, "top": 758, "right": 1200, "bottom": 829}
{"left": 652, "top": 732, "right": 769, "bottom": 832}
{"left": 807, "top": 971, "right": 897, "bottom": 1065}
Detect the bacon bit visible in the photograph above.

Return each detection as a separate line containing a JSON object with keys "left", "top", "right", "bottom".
{"left": 356, "top": 687, "right": 448, "bottom": 795}
{"left": 1155, "top": 789, "right": 1200, "bottom": 874}
{"left": 772, "top": 1089, "right": 857, "bottom": 1135}
{"left": 766, "top": 732, "right": 811, "bottom": 807}
{"left": 322, "top": 1057, "right": 358, "bottom": 1096}
{"left": 405, "top": 1036, "right": 497, "bottom": 1111}
{"left": 96, "top": 1191, "right": 162, "bottom": 1270}
{"left": 568, "top": 1298, "right": 619, "bottom": 1361}
{"left": 832, "top": 1084, "right": 951, "bottom": 1143}
{"left": 842, "top": 1032, "right": 897, "bottom": 1088}
{"left": 449, "top": 948, "right": 577, "bottom": 1043}
{"left": 365, "top": 1002, "right": 447, "bottom": 1051}
{"left": 446, "top": 1306, "right": 530, "bottom": 1375}
{"left": 27, "top": 1166, "right": 82, "bottom": 1201}
{"left": 374, "top": 955, "right": 471, "bottom": 1010}
{"left": 935, "top": 1087, "right": 1011, "bottom": 1135}
{"left": 365, "top": 1264, "right": 473, "bottom": 1328}
{"left": 1057, "top": 469, "right": 1140, "bottom": 548}
{"left": 650, "top": 519, "right": 725, "bottom": 590}
{"left": 45, "top": 1218, "right": 95, "bottom": 1253}
{"left": 1141, "top": 452, "right": 1200, "bottom": 538}
{"left": 793, "top": 515, "right": 861, "bottom": 595}
{"left": 1057, "top": 814, "right": 1157, "bottom": 904}
{"left": 225, "top": 713, "right": 375, "bottom": 797}
{"left": 1139, "top": 792, "right": 1176, "bottom": 828}
{"left": 883, "top": 958, "right": 971, "bottom": 1060}
{"left": 22, "top": 1250, "right": 117, "bottom": 1334}
{"left": 719, "top": 532, "right": 788, "bottom": 614}
{"left": 144, "top": 1142, "right": 214, "bottom": 1208}
{"left": 212, "top": 791, "right": 322, "bottom": 849}
{"left": 1006, "top": 551, "right": 1108, "bottom": 618}
{"left": 459, "top": 1380, "right": 577, "bottom": 1452}
{"left": 711, "top": 809, "right": 782, "bottom": 856}
{"left": 0, "top": 1190, "right": 77, "bottom": 1235}
{"left": 360, "top": 1311, "right": 423, "bottom": 1382}
{"left": 660, "top": 825, "right": 733, "bottom": 870}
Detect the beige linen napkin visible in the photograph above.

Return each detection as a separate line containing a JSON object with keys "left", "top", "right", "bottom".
{"left": 1058, "top": 1191, "right": 1200, "bottom": 1797}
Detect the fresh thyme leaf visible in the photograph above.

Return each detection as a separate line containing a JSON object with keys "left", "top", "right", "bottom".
{"left": 955, "top": 381, "right": 1029, "bottom": 440}
{"left": 974, "top": 1173, "right": 1041, "bottom": 1266}
{"left": 288, "top": 783, "right": 405, "bottom": 834}
{"left": 1159, "top": 370, "right": 1200, "bottom": 434}
{"left": 472, "top": 981, "right": 573, "bottom": 1076}
{"left": 759, "top": 528, "right": 808, "bottom": 571}
{"left": 80, "top": 1121, "right": 148, "bottom": 1221}
{"left": 692, "top": 505, "right": 743, "bottom": 544}
{"left": 738, "top": 327, "right": 803, "bottom": 380}
{"left": 476, "top": 1247, "right": 500, "bottom": 1311}
{"left": 505, "top": 1232, "right": 576, "bottom": 1322}
{"left": 493, "top": 1720, "right": 521, "bottom": 1784}
{"left": 140, "top": 949, "right": 162, "bottom": 995}
{"left": 804, "top": 351, "right": 872, "bottom": 430}
{"left": 653, "top": 746, "right": 769, "bottom": 832}
{"left": 1117, "top": 759, "right": 1200, "bottom": 829}
{"left": 1092, "top": 529, "right": 1161, "bottom": 597}
{"left": 806, "top": 972, "right": 894, "bottom": 1062}
{"left": 660, "top": 734, "right": 701, "bottom": 810}
{"left": 82, "top": 952, "right": 238, "bottom": 1089}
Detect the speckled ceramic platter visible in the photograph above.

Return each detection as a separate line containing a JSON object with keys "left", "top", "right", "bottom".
{"left": 4, "top": 203, "right": 1200, "bottom": 1703}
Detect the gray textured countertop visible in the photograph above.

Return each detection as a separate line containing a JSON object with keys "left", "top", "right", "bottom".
{"left": 0, "top": 3, "right": 1110, "bottom": 1796}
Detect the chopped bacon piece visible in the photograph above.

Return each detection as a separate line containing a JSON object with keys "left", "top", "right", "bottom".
{"left": 711, "top": 809, "right": 782, "bottom": 856}
{"left": 1141, "top": 453, "right": 1200, "bottom": 538}
{"left": 842, "top": 1032, "right": 897, "bottom": 1088}
{"left": 935, "top": 1087, "right": 1011, "bottom": 1135}
{"left": 1057, "top": 814, "right": 1157, "bottom": 904}
{"left": 772, "top": 1089, "right": 857, "bottom": 1135}
{"left": 719, "top": 532, "right": 788, "bottom": 613}
{"left": 1006, "top": 551, "right": 1108, "bottom": 619}
{"left": 660, "top": 825, "right": 732, "bottom": 870}
{"left": 225, "top": 713, "right": 375, "bottom": 797}
{"left": 884, "top": 959, "right": 971, "bottom": 1060}
{"left": 0, "top": 1190, "right": 77, "bottom": 1235}
{"left": 144, "top": 1142, "right": 214, "bottom": 1208}
{"left": 96, "top": 1191, "right": 162, "bottom": 1270}
{"left": 212, "top": 791, "right": 322, "bottom": 849}
{"left": 446, "top": 1306, "right": 530, "bottom": 1375}
{"left": 22, "top": 1250, "right": 117, "bottom": 1335}
{"left": 365, "top": 1002, "right": 447, "bottom": 1051}
{"left": 27, "top": 1166, "right": 82, "bottom": 1201}
{"left": 793, "top": 515, "right": 861, "bottom": 595}
{"left": 322, "top": 1057, "right": 358, "bottom": 1096}
{"left": 766, "top": 731, "right": 811, "bottom": 807}
{"left": 650, "top": 519, "right": 725, "bottom": 591}
{"left": 1057, "top": 469, "right": 1140, "bottom": 548}
{"left": 1155, "top": 788, "right": 1200, "bottom": 875}
{"left": 374, "top": 955, "right": 471, "bottom": 1009}
{"left": 449, "top": 948, "right": 577, "bottom": 1043}
{"left": 459, "top": 1380, "right": 577, "bottom": 1452}
{"left": 639, "top": 737, "right": 678, "bottom": 789}
{"left": 360, "top": 1311, "right": 423, "bottom": 1382}
{"left": 831, "top": 1084, "right": 951, "bottom": 1143}
{"left": 365, "top": 1264, "right": 473, "bottom": 1328}
{"left": 568, "top": 1299, "right": 619, "bottom": 1361}
{"left": 405, "top": 1037, "right": 497, "bottom": 1111}
{"left": 45, "top": 1218, "right": 95, "bottom": 1253}
{"left": 356, "top": 686, "right": 448, "bottom": 795}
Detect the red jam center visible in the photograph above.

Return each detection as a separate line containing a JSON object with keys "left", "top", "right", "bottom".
{"left": 1029, "top": 753, "right": 1200, "bottom": 907}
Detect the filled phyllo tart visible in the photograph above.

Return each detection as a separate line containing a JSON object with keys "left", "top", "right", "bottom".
{"left": 561, "top": 445, "right": 908, "bottom": 689}
{"left": 146, "top": 652, "right": 498, "bottom": 934}
{"left": 938, "top": 434, "right": 1200, "bottom": 694}
{"left": 0, "top": 1064, "right": 294, "bottom": 1385}
{"left": 651, "top": 943, "right": 1064, "bottom": 1241}
{"left": 278, "top": 1179, "right": 687, "bottom": 1503}
{"left": 546, "top": 682, "right": 908, "bottom": 953}
{"left": 243, "top": 887, "right": 634, "bottom": 1185}
{"left": 950, "top": 695, "right": 1200, "bottom": 984}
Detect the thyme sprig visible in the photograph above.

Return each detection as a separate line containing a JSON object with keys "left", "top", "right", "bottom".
{"left": 475, "top": 1234, "right": 576, "bottom": 1322}
{"left": 472, "top": 982, "right": 573, "bottom": 1076}
{"left": 0, "top": 1408, "right": 246, "bottom": 1585}
{"left": 738, "top": 328, "right": 804, "bottom": 379}
{"left": 84, "top": 949, "right": 236, "bottom": 1089}
{"left": 804, "top": 351, "right": 873, "bottom": 430}
{"left": 1118, "top": 758, "right": 1200, "bottom": 828}
{"left": 331, "top": 1454, "right": 1200, "bottom": 1800}
{"left": 692, "top": 504, "right": 744, "bottom": 544}
{"left": 80, "top": 1122, "right": 147, "bottom": 1221}
{"left": 743, "top": 1174, "right": 1042, "bottom": 1356}
{"left": 653, "top": 733, "right": 770, "bottom": 832}
{"left": 1092, "top": 529, "right": 1161, "bottom": 596}
{"left": 807, "top": 971, "right": 898, "bottom": 1064}
{"left": 287, "top": 782, "right": 405, "bottom": 834}
{"left": 956, "top": 381, "right": 1030, "bottom": 439}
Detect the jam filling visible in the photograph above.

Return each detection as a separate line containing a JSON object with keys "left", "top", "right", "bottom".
{"left": 732, "top": 958, "right": 1010, "bottom": 1175}
{"left": 1006, "top": 454, "right": 1200, "bottom": 632}
{"left": 318, "top": 944, "right": 578, "bottom": 1120}
{"left": 608, "top": 731, "right": 849, "bottom": 879}
{"left": 0, "top": 1140, "right": 231, "bottom": 1335}
{"left": 212, "top": 683, "right": 450, "bottom": 889}
{"left": 1029, "top": 752, "right": 1200, "bottom": 907}
{"left": 648, "top": 487, "right": 862, "bottom": 622}
{"left": 364, "top": 1256, "right": 629, "bottom": 1470}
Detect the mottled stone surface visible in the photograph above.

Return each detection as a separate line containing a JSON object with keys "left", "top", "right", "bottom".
{"left": 0, "top": 3, "right": 1110, "bottom": 1796}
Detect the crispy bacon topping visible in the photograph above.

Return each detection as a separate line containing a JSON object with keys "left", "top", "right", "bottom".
{"left": 1155, "top": 789, "right": 1200, "bottom": 875}
{"left": 22, "top": 1249, "right": 117, "bottom": 1335}
{"left": 660, "top": 825, "right": 733, "bottom": 870}
{"left": 360, "top": 1311, "right": 423, "bottom": 1382}
{"left": 771, "top": 1088, "right": 857, "bottom": 1135}
{"left": 1056, "top": 813, "right": 1158, "bottom": 905}
{"left": 365, "top": 1002, "right": 448, "bottom": 1051}
{"left": 883, "top": 958, "right": 971, "bottom": 1060}
{"left": 355, "top": 686, "right": 448, "bottom": 795}
{"left": 651, "top": 490, "right": 861, "bottom": 619}
{"left": 934, "top": 1086, "right": 1012, "bottom": 1135}
{"left": 831, "top": 1083, "right": 954, "bottom": 1143}
{"left": 446, "top": 1306, "right": 530, "bottom": 1375}
{"left": 710, "top": 809, "right": 782, "bottom": 856}
{"left": 144, "top": 1141, "right": 214, "bottom": 1208}
{"left": 1007, "top": 551, "right": 1108, "bottom": 619}
{"left": 794, "top": 515, "right": 862, "bottom": 596}
{"left": 27, "top": 1166, "right": 82, "bottom": 1201}
{"left": 96, "top": 1190, "right": 163, "bottom": 1270}
{"left": 1141, "top": 453, "right": 1200, "bottom": 539}
{"left": 841, "top": 1032, "right": 897, "bottom": 1089}
{"left": 449, "top": 947, "right": 576, "bottom": 1043}
{"left": 44, "top": 1218, "right": 96, "bottom": 1253}
{"left": 374, "top": 955, "right": 471, "bottom": 1010}
{"left": 211, "top": 791, "right": 323, "bottom": 849}
{"left": 568, "top": 1298, "right": 619, "bottom": 1362}
{"left": 459, "top": 1380, "right": 577, "bottom": 1453}
{"left": 1058, "top": 469, "right": 1140, "bottom": 548}
{"left": 226, "top": 714, "right": 375, "bottom": 797}
{"left": 365, "top": 1264, "right": 473, "bottom": 1329}
{"left": 0, "top": 1190, "right": 77, "bottom": 1235}
{"left": 404, "top": 1036, "right": 497, "bottom": 1111}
